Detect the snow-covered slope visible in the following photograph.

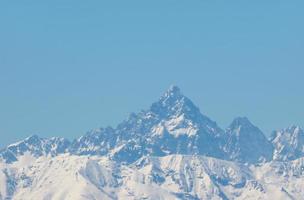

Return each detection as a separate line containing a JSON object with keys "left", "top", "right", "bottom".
{"left": 270, "top": 125, "right": 304, "bottom": 161}
{"left": 1, "top": 154, "right": 304, "bottom": 200}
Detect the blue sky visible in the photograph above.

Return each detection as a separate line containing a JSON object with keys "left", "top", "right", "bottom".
{"left": 0, "top": 0, "right": 303, "bottom": 147}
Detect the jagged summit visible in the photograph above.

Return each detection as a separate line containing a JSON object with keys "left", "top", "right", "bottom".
{"left": 271, "top": 125, "right": 304, "bottom": 161}
{"left": 269, "top": 125, "right": 303, "bottom": 143}
{"left": 70, "top": 85, "right": 226, "bottom": 163}
{"left": 154, "top": 85, "right": 185, "bottom": 108}
{"left": 6, "top": 134, "right": 40, "bottom": 148}
{"left": 228, "top": 117, "right": 265, "bottom": 137}
{"left": 150, "top": 86, "right": 202, "bottom": 120}
{"left": 285, "top": 125, "right": 302, "bottom": 133}
{"left": 160, "top": 85, "right": 182, "bottom": 100}
{"left": 23, "top": 134, "right": 41, "bottom": 144}
{"left": 0, "top": 134, "right": 70, "bottom": 163}
{"left": 229, "top": 117, "right": 253, "bottom": 128}
{"left": 270, "top": 125, "right": 302, "bottom": 135}
{"left": 225, "top": 117, "right": 274, "bottom": 163}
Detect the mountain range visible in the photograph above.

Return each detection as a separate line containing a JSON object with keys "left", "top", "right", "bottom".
{"left": 0, "top": 86, "right": 304, "bottom": 200}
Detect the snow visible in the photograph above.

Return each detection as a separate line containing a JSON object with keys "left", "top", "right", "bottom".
{"left": 0, "top": 152, "right": 304, "bottom": 199}
{"left": 1, "top": 86, "right": 304, "bottom": 199}
{"left": 271, "top": 126, "right": 304, "bottom": 161}
{"left": 0, "top": 163, "right": 7, "bottom": 199}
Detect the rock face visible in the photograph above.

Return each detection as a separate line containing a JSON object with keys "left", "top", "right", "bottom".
{"left": 0, "top": 135, "right": 70, "bottom": 163}
{"left": 224, "top": 117, "right": 274, "bottom": 163}
{"left": 70, "top": 85, "right": 227, "bottom": 163}
{"left": 1, "top": 86, "right": 304, "bottom": 199}
{"left": 270, "top": 126, "right": 304, "bottom": 161}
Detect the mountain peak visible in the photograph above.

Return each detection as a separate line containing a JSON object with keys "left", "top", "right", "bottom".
{"left": 24, "top": 134, "right": 41, "bottom": 141}
{"left": 150, "top": 86, "right": 202, "bottom": 119}
{"left": 160, "top": 85, "right": 183, "bottom": 101}
{"left": 271, "top": 125, "right": 304, "bottom": 161}
{"left": 226, "top": 117, "right": 273, "bottom": 163}
{"left": 167, "top": 85, "right": 181, "bottom": 94}
{"left": 229, "top": 117, "right": 253, "bottom": 129}
{"left": 285, "top": 125, "right": 302, "bottom": 133}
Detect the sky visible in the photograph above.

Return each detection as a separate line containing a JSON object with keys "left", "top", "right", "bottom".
{"left": 0, "top": 0, "right": 304, "bottom": 147}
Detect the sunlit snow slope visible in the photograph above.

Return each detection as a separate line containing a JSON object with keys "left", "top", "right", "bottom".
{"left": 1, "top": 154, "right": 304, "bottom": 200}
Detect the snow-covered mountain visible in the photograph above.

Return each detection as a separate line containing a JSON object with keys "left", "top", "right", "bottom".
{"left": 0, "top": 135, "right": 70, "bottom": 163}
{"left": 1, "top": 154, "right": 304, "bottom": 200}
{"left": 270, "top": 125, "right": 304, "bottom": 161}
{"left": 0, "top": 86, "right": 304, "bottom": 199}
{"left": 70, "top": 85, "right": 227, "bottom": 163}
{"left": 224, "top": 117, "right": 274, "bottom": 163}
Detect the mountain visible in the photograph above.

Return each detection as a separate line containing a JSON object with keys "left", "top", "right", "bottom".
{"left": 224, "top": 117, "right": 274, "bottom": 163}
{"left": 1, "top": 86, "right": 303, "bottom": 165}
{"left": 70, "top": 85, "right": 227, "bottom": 163}
{"left": 1, "top": 86, "right": 304, "bottom": 199}
{"left": 69, "top": 127, "right": 117, "bottom": 156}
{"left": 270, "top": 125, "right": 304, "bottom": 161}
{"left": 1, "top": 154, "right": 304, "bottom": 200}
{"left": 0, "top": 135, "right": 70, "bottom": 163}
